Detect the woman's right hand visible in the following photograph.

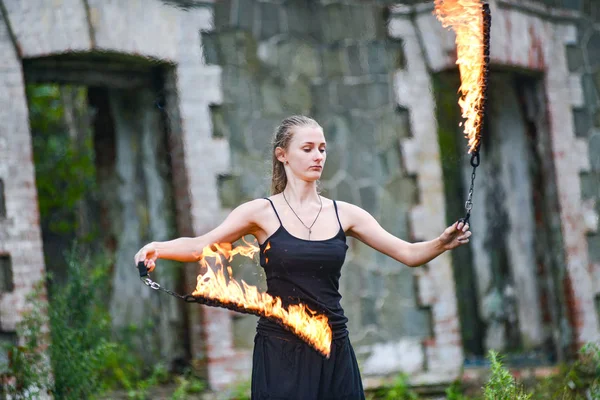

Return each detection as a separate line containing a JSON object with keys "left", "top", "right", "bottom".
{"left": 134, "top": 243, "right": 159, "bottom": 273}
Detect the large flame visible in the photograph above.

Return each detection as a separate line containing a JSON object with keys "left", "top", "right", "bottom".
{"left": 191, "top": 239, "right": 333, "bottom": 357}
{"left": 434, "top": 0, "right": 490, "bottom": 153}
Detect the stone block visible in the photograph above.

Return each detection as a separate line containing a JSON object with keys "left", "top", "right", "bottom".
{"left": 589, "top": 234, "right": 600, "bottom": 263}
{"left": 414, "top": 267, "right": 435, "bottom": 307}
{"left": 378, "top": 145, "right": 403, "bottom": 179}
{"left": 582, "top": 73, "right": 599, "bottom": 107}
{"left": 569, "top": 74, "right": 585, "bottom": 107}
{"left": 217, "top": 31, "right": 259, "bottom": 69}
{"left": 400, "top": 138, "right": 419, "bottom": 175}
{"left": 582, "top": 199, "right": 599, "bottom": 234}
{"left": 285, "top": 2, "right": 318, "bottom": 38}
{"left": 560, "top": 24, "right": 578, "bottom": 46}
{"left": 258, "top": 2, "right": 281, "bottom": 40}
{"left": 286, "top": 42, "right": 320, "bottom": 79}
{"left": 231, "top": 0, "right": 255, "bottom": 33}
{"left": 337, "top": 82, "right": 370, "bottom": 110}
{"left": 346, "top": 4, "right": 378, "bottom": 41}
{"left": 566, "top": 45, "right": 584, "bottom": 72}
{"left": 211, "top": 138, "right": 231, "bottom": 176}
{"left": 344, "top": 44, "right": 365, "bottom": 77}
{"left": 360, "top": 338, "right": 425, "bottom": 376}
{"left": 409, "top": 204, "right": 428, "bottom": 241}
{"left": 336, "top": 176, "right": 360, "bottom": 204}
{"left": 379, "top": 271, "right": 429, "bottom": 336}
{"left": 366, "top": 41, "right": 389, "bottom": 75}
{"left": 590, "top": 130, "right": 600, "bottom": 171}
{"left": 220, "top": 66, "right": 261, "bottom": 110}
{"left": 243, "top": 116, "right": 282, "bottom": 156}
{"left": 575, "top": 137, "right": 591, "bottom": 171}
{"left": 212, "top": 0, "right": 232, "bottom": 30}
{"left": 282, "top": 76, "right": 312, "bottom": 114}
{"left": 359, "top": 185, "right": 379, "bottom": 214}
{"left": 321, "top": 4, "right": 349, "bottom": 43}
{"left": 87, "top": 0, "right": 182, "bottom": 61}
{"left": 177, "top": 65, "right": 223, "bottom": 105}
{"left": 322, "top": 45, "right": 345, "bottom": 77}
{"left": 573, "top": 108, "right": 592, "bottom": 138}
{"left": 586, "top": 30, "right": 600, "bottom": 66}
{"left": 201, "top": 32, "right": 220, "bottom": 65}
{"left": 3, "top": 0, "right": 92, "bottom": 57}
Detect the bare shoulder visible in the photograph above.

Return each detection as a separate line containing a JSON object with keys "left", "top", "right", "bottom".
{"left": 235, "top": 198, "right": 272, "bottom": 218}
{"left": 333, "top": 200, "right": 364, "bottom": 215}
{"left": 327, "top": 199, "right": 368, "bottom": 229}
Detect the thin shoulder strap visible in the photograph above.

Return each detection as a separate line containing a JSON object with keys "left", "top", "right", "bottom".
{"left": 264, "top": 197, "right": 282, "bottom": 226}
{"left": 332, "top": 200, "right": 343, "bottom": 231}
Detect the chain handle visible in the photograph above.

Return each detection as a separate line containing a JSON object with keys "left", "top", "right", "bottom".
{"left": 138, "top": 261, "right": 189, "bottom": 300}
{"left": 459, "top": 151, "right": 480, "bottom": 225}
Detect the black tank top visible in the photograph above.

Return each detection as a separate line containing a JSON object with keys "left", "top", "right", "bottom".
{"left": 256, "top": 198, "right": 349, "bottom": 340}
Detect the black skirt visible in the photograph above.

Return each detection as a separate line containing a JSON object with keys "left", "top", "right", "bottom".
{"left": 251, "top": 331, "right": 365, "bottom": 400}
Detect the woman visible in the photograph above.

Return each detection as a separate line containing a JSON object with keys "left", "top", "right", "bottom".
{"left": 134, "top": 115, "right": 471, "bottom": 399}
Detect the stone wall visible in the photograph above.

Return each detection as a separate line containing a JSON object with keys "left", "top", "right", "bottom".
{"left": 563, "top": 0, "right": 600, "bottom": 316}
{"left": 204, "top": 0, "right": 436, "bottom": 380}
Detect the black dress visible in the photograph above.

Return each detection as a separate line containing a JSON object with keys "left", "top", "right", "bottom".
{"left": 251, "top": 198, "right": 365, "bottom": 400}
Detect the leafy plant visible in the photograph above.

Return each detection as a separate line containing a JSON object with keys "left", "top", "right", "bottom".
{"left": 171, "top": 369, "right": 207, "bottom": 400}
{"left": 1, "top": 247, "right": 173, "bottom": 399}
{"left": 446, "top": 380, "right": 471, "bottom": 400}
{"left": 483, "top": 350, "right": 531, "bottom": 400}
{"left": 369, "top": 373, "right": 420, "bottom": 400}
{"left": 0, "top": 282, "right": 53, "bottom": 399}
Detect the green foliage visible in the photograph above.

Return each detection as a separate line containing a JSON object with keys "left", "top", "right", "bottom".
{"left": 0, "top": 282, "right": 53, "bottom": 399}
{"left": 48, "top": 249, "right": 111, "bottom": 397}
{"left": 27, "top": 84, "right": 97, "bottom": 237}
{"left": 483, "top": 350, "right": 531, "bottom": 400}
{"left": 225, "top": 379, "right": 251, "bottom": 400}
{"left": 445, "top": 380, "right": 470, "bottom": 400}
{"left": 170, "top": 370, "right": 207, "bottom": 400}
{"left": 529, "top": 343, "right": 600, "bottom": 400}
{"left": 368, "top": 374, "right": 420, "bottom": 400}
{"left": 0, "top": 247, "right": 173, "bottom": 399}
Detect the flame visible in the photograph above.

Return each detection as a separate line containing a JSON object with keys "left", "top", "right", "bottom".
{"left": 434, "top": 0, "right": 490, "bottom": 153}
{"left": 191, "top": 239, "right": 332, "bottom": 357}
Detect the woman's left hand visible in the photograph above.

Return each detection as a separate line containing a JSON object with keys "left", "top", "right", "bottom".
{"left": 438, "top": 220, "right": 471, "bottom": 250}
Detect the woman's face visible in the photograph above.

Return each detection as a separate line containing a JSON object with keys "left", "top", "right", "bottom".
{"left": 278, "top": 125, "right": 326, "bottom": 182}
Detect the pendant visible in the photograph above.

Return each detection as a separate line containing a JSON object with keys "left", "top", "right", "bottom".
{"left": 308, "top": 229, "right": 311, "bottom": 239}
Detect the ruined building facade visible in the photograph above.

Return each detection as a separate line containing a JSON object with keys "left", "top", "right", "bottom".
{"left": 0, "top": 0, "right": 599, "bottom": 390}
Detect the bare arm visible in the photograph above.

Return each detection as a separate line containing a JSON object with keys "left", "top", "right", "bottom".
{"left": 341, "top": 202, "right": 470, "bottom": 268}
{"left": 134, "top": 199, "right": 265, "bottom": 270}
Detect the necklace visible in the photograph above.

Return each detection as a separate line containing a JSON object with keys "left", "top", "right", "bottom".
{"left": 282, "top": 191, "right": 323, "bottom": 240}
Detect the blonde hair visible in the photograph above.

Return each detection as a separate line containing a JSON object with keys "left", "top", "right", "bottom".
{"left": 270, "top": 115, "right": 320, "bottom": 195}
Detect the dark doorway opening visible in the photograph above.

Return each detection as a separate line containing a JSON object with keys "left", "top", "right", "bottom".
{"left": 434, "top": 69, "right": 571, "bottom": 366}
{"left": 23, "top": 53, "right": 189, "bottom": 369}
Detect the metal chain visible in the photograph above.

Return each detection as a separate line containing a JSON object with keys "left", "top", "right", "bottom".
{"left": 141, "top": 276, "right": 189, "bottom": 300}
{"left": 465, "top": 166, "right": 476, "bottom": 212}
{"left": 461, "top": 151, "right": 480, "bottom": 224}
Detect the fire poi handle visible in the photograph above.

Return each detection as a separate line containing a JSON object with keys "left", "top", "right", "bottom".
{"left": 458, "top": 151, "right": 481, "bottom": 225}
{"left": 137, "top": 261, "right": 149, "bottom": 277}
